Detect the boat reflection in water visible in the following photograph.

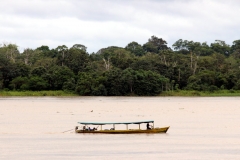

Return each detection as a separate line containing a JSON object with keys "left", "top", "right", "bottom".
{"left": 75, "top": 120, "right": 169, "bottom": 134}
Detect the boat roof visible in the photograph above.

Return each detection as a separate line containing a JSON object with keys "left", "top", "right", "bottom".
{"left": 78, "top": 120, "right": 154, "bottom": 125}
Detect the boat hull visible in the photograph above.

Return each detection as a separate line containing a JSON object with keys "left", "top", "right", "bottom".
{"left": 75, "top": 126, "right": 169, "bottom": 134}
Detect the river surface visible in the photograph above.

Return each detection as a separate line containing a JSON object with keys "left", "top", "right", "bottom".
{"left": 0, "top": 97, "right": 240, "bottom": 159}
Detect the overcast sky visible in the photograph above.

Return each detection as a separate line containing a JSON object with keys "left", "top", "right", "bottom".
{"left": 0, "top": 0, "right": 240, "bottom": 53}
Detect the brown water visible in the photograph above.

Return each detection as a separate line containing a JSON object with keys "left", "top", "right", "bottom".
{"left": 0, "top": 97, "right": 240, "bottom": 159}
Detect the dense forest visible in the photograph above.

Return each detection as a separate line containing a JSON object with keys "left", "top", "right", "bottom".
{"left": 1, "top": 36, "right": 240, "bottom": 96}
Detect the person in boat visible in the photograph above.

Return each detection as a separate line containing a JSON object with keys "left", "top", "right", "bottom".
{"left": 146, "top": 123, "right": 152, "bottom": 130}
{"left": 83, "top": 126, "right": 86, "bottom": 130}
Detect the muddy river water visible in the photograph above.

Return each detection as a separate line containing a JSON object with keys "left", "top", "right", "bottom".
{"left": 0, "top": 97, "right": 240, "bottom": 159}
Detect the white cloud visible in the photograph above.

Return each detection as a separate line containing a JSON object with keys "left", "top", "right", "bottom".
{"left": 0, "top": 0, "right": 240, "bottom": 53}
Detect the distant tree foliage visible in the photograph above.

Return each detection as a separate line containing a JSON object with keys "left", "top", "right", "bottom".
{"left": 1, "top": 36, "right": 240, "bottom": 95}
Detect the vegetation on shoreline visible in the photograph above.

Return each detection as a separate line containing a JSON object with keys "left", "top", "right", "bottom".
{"left": 1, "top": 36, "right": 240, "bottom": 96}
{"left": 161, "top": 90, "right": 240, "bottom": 96}
{"left": 1, "top": 90, "right": 240, "bottom": 97}
{"left": 0, "top": 90, "right": 77, "bottom": 96}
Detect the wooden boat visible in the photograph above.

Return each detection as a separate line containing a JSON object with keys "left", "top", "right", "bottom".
{"left": 75, "top": 120, "right": 169, "bottom": 134}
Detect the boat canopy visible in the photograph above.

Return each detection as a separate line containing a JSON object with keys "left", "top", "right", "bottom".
{"left": 78, "top": 120, "right": 154, "bottom": 125}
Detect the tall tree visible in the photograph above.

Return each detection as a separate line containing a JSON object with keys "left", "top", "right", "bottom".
{"left": 65, "top": 47, "right": 89, "bottom": 74}
{"left": 210, "top": 40, "right": 230, "bottom": 55}
{"left": 72, "top": 44, "right": 87, "bottom": 52}
{"left": 125, "top": 41, "right": 145, "bottom": 56}
{"left": 143, "top": 36, "right": 168, "bottom": 53}
{"left": 0, "top": 44, "right": 20, "bottom": 63}
{"left": 56, "top": 45, "right": 68, "bottom": 66}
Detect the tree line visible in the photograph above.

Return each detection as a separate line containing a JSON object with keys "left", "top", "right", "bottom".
{"left": 1, "top": 36, "right": 240, "bottom": 96}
